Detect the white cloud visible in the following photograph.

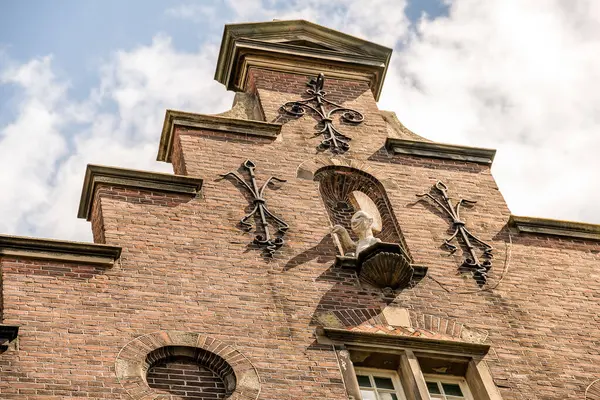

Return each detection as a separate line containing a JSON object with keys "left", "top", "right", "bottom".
{"left": 1, "top": 0, "right": 600, "bottom": 243}
{"left": 171, "top": 0, "right": 411, "bottom": 47}
{"left": 379, "top": 0, "right": 600, "bottom": 222}
{"left": 0, "top": 37, "right": 233, "bottom": 240}
{"left": 165, "top": 3, "right": 217, "bottom": 22}
{"left": 0, "top": 56, "right": 69, "bottom": 235}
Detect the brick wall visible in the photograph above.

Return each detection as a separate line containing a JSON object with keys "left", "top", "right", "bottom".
{"left": 147, "top": 361, "right": 227, "bottom": 399}
{"left": 0, "top": 65, "right": 599, "bottom": 400}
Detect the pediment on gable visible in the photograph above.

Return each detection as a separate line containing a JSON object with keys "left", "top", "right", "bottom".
{"left": 274, "top": 38, "right": 340, "bottom": 52}
{"left": 250, "top": 31, "right": 367, "bottom": 55}
{"left": 215, "top": 19, "right": 392, "bottom": 100}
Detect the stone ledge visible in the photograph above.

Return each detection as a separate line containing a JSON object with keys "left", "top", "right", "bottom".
{"left": 385, "top": 138, "right": 496, "bottom": 165}
{"left": 78, "top": 164, "right": 203, "bottom": 221}
{"left": 318, "top": 327, "right": 490, "bottom": 357}
{"left": 157, "top": 109, "right": 282, "bottom": 162}
{"left": 214, "top": 19, "right": 392, "bottom": 100}
{"left": 509, "top": 215, "right": 600, "bottom": 241}
{"left": 0, "top": 234, "right": 121, "bottom": 266}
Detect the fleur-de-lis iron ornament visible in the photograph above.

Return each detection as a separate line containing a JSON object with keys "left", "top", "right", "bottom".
{"left": 221, "top": 160, "right": 289, "bottom": 257}
{"left": 417, "top": 181, "right": 493, "bottom": 285}
{"left": 281, "top": 73, "right": 364, "bottom": 154}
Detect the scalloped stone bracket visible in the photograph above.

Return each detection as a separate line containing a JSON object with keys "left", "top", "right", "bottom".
{"left": 115, "top": 331, "right": 260, "bottom": 400}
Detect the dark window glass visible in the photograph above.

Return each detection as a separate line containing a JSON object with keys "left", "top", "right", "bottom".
{"left": 357, "top": 375, "right": 372, "bottom": 388}
{"left": 442, "top": 383, "right": 464, "bottom": 396}
{"left": 374, "top": 377, "right": 395, "bottom": 390}
{"left": 427, "top": 381, "right": 442, "bottom": 394}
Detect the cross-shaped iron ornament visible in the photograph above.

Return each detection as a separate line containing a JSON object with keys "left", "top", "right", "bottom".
{"left": 221, "top": 160, "right": 289, "bottom": 257}
{"left": 281, "top": 73, "right": 364, "bottom": 154}
{"left": 417, "top": 181, "right": 493, "bottom": 285}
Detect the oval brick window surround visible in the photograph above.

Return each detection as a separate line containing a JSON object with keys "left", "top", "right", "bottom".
{"left": 115, "top": 331, "right": 260, "bottom": 400}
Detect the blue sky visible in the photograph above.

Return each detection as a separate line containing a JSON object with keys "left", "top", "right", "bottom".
{"left": 0, "top": 0, "right": 447, "bottom": 98}
{"left": 2, "top": 1, "right": 211, "bottom": 102}
{"left": 1, "top": 0, "right": 600, "bottom": 241}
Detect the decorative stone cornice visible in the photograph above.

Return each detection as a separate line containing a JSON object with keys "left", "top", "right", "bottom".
{"left": 78, "top": 164, "right": 203, "bottom": 220}
{"left": 318, "top": 327, "right": 490, "bottom": 357}
{"left": 0, "top": 234, "right": 121, "bottom": 266}
{"left": 385, "top": 138, "right": 496, "bottom": 165}
{"left": 214, "top": 19, "right": 392, "bottom": 101}
{"left": 157, "top": 109, "right": 282, "bottom": 162}
{"left": 509, "top": 215, "right": 600, "bottom": 241}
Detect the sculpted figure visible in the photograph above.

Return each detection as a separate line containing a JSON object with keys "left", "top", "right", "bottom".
{"left": 331, "top": 210, "right": 381, "bottom": 257}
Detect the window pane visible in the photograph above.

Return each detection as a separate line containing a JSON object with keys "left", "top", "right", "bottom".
{"left": 357, "top": 375, "right": 372, "bottom": 388}
{"left": 426, "top": 381, "right": 442, "bottom": 394}
{"left": 360, "top": 389, "right": 377, "bottom": 400}
{"left": 442, "top": 383, "right": 464, "bottom": 396}
{"left": 379, "top": 393, "right": 398, "bottom": 400}
{"left": 374, "top": 377, "right": 395, "bottom": 390}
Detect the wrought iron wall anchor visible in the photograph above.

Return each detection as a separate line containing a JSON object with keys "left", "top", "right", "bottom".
{"left": 221, "top": 160, "right": 289, "bottom": 257}
{"left": 281, "top": 73, "right": 364, "bottom": 154}
{"left": 417, "top": 181, "right": 493, "bottom": 285}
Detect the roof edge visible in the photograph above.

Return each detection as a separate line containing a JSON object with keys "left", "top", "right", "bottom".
{"left": 0, "top": 234, "right": 121, "bottom": 266}
{"left": 77, "top": 164, "right": 203, "bottom": 221}
{"left": 157, "top": 109, "right": 282, "bottom": 162}
{"left": 214, "top": 19, "right": 392, "bottom": 101}
{"left": 509, "top": 215, "right": 600, "bottom": 241}
{"left": 385, "top": 138, "right": 496, "bottom": 165}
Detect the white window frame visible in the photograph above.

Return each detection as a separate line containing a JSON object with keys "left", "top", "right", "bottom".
{"left": 423, "top": 374, "right": 474, "bottom": 400}
{"left": 355, "top": 367, "right": 408, "bottom": 400}
{"left": 324, "top": 331, "right": 504, "bottom": 400}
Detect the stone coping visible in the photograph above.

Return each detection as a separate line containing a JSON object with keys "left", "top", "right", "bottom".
{"left": 510, "top": 215, "right": 600, "bottom": 241}
{"left": 385, "top": 137, "right": 496, "bottom": 165}
{"left": 318, "top": 327, "right": 490, "bottom": 357}
{"left": 214, "top": 19, "right": 392, "bottom": 101}
{"left": 157, "top": 109, "right": 282, "bottom": 163}
{"left": 0, "top": 234, "right": 121, "bottom": 266}
{"left": 78, "top": 164, "right": 203, "bottom": 221}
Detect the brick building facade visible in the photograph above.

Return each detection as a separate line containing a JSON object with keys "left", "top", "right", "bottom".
{"left": 0, "top": 19, "right": 599, "bottom": 400}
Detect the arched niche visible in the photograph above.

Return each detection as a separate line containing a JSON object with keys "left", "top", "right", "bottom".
{"left": 313, "top": 165, "right": 410, "bottom": 258}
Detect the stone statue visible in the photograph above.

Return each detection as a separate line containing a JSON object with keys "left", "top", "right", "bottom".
{"left": 331, "top": 210, "right": 381, "bottom": 257}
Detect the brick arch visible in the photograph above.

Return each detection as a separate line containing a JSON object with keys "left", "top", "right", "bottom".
{"left": 314, "top": 309, "right": 488, "bottom": 344}
{"left": 115, "top": 331, "right": 260, "bottom": 400}
{"left": 586, "top": 378, "right": 600, "bottom": 400}
{"left": 296, "top": 157, "right": 394, "bottom": 187}
{"left": 407, "top": 311, "right": 489, "bottom": 343}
